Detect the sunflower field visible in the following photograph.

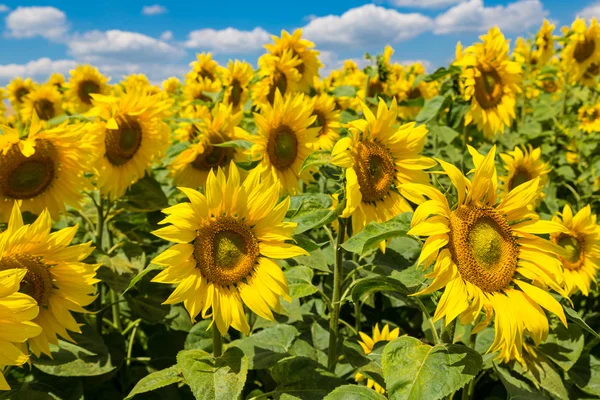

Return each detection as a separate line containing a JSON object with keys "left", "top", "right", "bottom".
{"left": 2, "top": 16, "right": 600, "bottom": 400}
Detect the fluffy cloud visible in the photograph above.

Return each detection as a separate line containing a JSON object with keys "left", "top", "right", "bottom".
{"left": 577, "top": 2, "right": 600, "bottom": 20}
{"left": 5, "top": 6, "right": 69, "bottom": 40}
{"left": 0, "top": 57, "right": 76, "bottom": 80}
{"left": 302, "top": 4, "right": 433, "bottom": 49}
{"left": 434, "top": 0, "right": 548, "bottom": 34}
{"left": 160, "top": 30, "right": 173, "bottom": 41}
{"left": 389, "top": 0, "right": 466, "bottom": 9}
{"left": 0, "top": 4, "right": 9, "bottom": 13}
{"left": 185, "top": 27, "right": 271, "bottom": 53}
{"left": 142, "top": 5, "right": 167, "bottom": 16}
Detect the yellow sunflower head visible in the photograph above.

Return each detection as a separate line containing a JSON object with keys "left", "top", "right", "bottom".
{"left": 116, "top": 74, "right": 162, "bottom": 96}
{"left": 152, "top": 162, "right": 307, "bottom": 334}
{"left": 401, "top": 146, "right": 569, "bottom": 364}
{"left": 551, "top": 205, "right": 600, "bottom": 296}
{"left": 457, "top": 27, "right": 522, "bottom": 139}
{"left": 183, "top": 78, "right": 221, "bottom": 106}
{"left": 533, "top": 20, "right": 555, "bottom": 67}
{"left": 578, "top": 103, "right": 600, "bottom": 133}
{"left": 65, "top": 65, "right": 110, "bottom": 113}
{"left": 253, "top": 51, "right": 302, "bottom": 108}
{"left": 0, "top": 114, "right": 100, "bottom": 221}
{"left": 186, "top": 52, "right": 223, "bottom": 84}
{"left": 0, "top": 203, "right": 99, "bottom": 357}
{"left": 20, "top": 84, "right": 64, "bottom": 122}
{"left": 499, "top": 145, "right": 551, "bottom": 204}
{"left": 90, "top": 90, "right": 172, "bottom": 199}
{"left": 173, "top": 105, "right": 211, "bottom": 143}
{"left": 354, "top": 323, "right": 400, "bottom": 394}
{"left": 245, "top": 91, "right": 319, "bottom": 195}
{"left": 561, "top": 18, "right": 600, "bottom": 85}
{"left": 47, "top": 73, "right": 66, "bottom": 90}
{"left": 222, "top": 60, "right": 254, "bottom": 111}
{"left": 331, "top": 98, "right": 435, "bottom": 236}
{"left": 308, "top": 94, "right": 340, "bottom": 151}
{"left": 7, "top": 77, "right": 36, "bottom": 109}
{"left": 390, "top": 70, "right": 439, "bottom": 121}
{"left": 162, "top": 76, "right": 181, "bottom": 95}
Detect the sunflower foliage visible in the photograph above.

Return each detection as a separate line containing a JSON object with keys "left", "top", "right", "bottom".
{"left": 2, "top": 19, "right": 600, "bottom": 400}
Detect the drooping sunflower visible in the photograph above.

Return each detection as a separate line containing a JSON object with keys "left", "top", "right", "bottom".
{"left": 0, "top": 115, "right": 100, "bottom": 221}
{"left": 65, "top": 65, "right": 110, "bottom": 113}
{"left": 20, "top": 84, "right": 64, "bottom": 123}
{"left": 244, "top": 91, "right": 319, "bottom": 195}
{"left": 561, "top": 18, "right": 600, "bottom": 85}
{"left": 456, "top": 27, "right": 522, "bottom": 139}
{"left": 253, "top": 51, "right": 302, "bottom": 107}
{"left": 309, "top": 94, "right": 340, "bottom": 151}
{"left": 152, "top": 163, "right": 307, "bottom": 334}
{"left": 401, "top": 146, "right": 569, "bottom": 363}
{"left": 264, "top": 29, "right": 321, "bottom": 92}
{"left": 499, "top": 145, "right": 550, "bottom": 202}
{"left": 162, "top": 77, "right": 181, "bottom": 95}
{"left": 222, "top": 60, "right": 254, "bottom": 112}
{"left": 0, "top": 268, "right": 42, "bottom": 390}
{"left": 551, "top": 205, "right": 600, "bottom": 296}
{"left": 47, "top": 73, "right": 65, "bottom": 90}
{"left": 186, "top": 52, "right": 223, "bottom": 84}
{"left": 354, "top": 324, "right": 400, "bottom": 394}
{"left": 578, "top": 104, "right": 600, "bottom": 133}
{"left": 331, "top": 99, "right": 435, "bottom": 236}
{"left": 170, "top": 104, "right": 244, "bottom": 189}
{"left": 6, "top": 77, "right": 36, "bottom": 109}
{"left": 90, "top": 90, "right": 171, "bottom": 199}
{"left": 0, "top": 203, "right": 99, "bottom": 357}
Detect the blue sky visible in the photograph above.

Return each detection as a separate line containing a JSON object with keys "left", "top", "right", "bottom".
{"left": 0, "top": 0, "right": 597, "bottom": 85}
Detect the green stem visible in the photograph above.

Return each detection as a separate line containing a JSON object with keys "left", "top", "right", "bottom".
{"left": 461, "top": 334, "right": 478, "bottom": 400}
{"left": 95, "top": 194, "right": 104, "bottom": 250}
{"left": 354, "top": 301, "right": 362, "bottom": 334}
{"left": 110, "top": 290, "right": 123, "bottom": 331}
{"left": 126, "top": 320, "right": 141, "bottom": 367}
{"left": 327, "top": 217, "right": 347, "bottom": 371}
{"left": 212, "top": 325, "right": 223, "bottom": 358}
{"left": 415, "top": 297, "right": 440, "bottom": 345}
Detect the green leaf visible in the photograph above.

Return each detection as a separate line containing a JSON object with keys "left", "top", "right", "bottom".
{"left": 270, "top": 356, "right": 347, "bottom": 399}
{"left": 120, "top": 174, "right": 168, "bottom": 212}
{"left": 430, "top": 125, "right": 459, "bottom": 145}
{"left": 495, "top": 364, "right": 546, "bottom": 400}
{"left": 291, "top": 197, "right": 344, "bottom": 235}
{"left": 532, "top": 96, "right": 561, "bottom": 121}
{"left": 300, "top": 150, "right": 332, "bottom": 173}
{"left": 176, "top": 347, "right": 248, "bottom": 400}
{"left": 352, "top": 276, "right": 409, "bottom": 303}
{"left": 568, "top": 352, "right": 600, "bottom": 397}
{"left": 285, "top": 266, "right": 318, "bottom": 299}
{"left": 342, "top": 213, "right": 411, "bottom": 254}
{"left": 514, "top": 355, "right": 569, "bottom": 400}
{"left": 324, "top": 385, "right": 387, "bottom": 399}
{"left": 122, "top": 263, "right": 164, "bottom": 294}
{"left": 213, "top": 139, "right": 252, "bottom": 149}
{"left": 563, "top": 306, "right": 600, "bottom": 340}
{"left": 382, "top": 337, "right": 482, "bottom": 400}
{"left": 415, "top": 96, "right": 446, "bottom": 124}
{"left": 538, "top": 323, "right": 584, "bottom": 371}
{"left": 332, "top": 85, "right": 357, "bottom": 98}
{"left": 229, "top": 325, "right": 299, "bottom": 369}
{"left": 125, "top": 365, "right": 184, "bottom": 399}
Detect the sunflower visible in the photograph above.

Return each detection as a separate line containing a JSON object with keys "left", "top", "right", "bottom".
{"left": 222, "top": 60, "right": 254, "bottom": 112}
{"left": 170, "top": 104, "right": 244, "bottom": 188}
{"left": 309, "top": 94, "right": 340, "bottom": 151}
{"left": 65, "top": 65, "right": 110, "bottom": 113}
{"left": 401, "top": 146, "right": 569, "bottom": 363}
{"left": 529, "top": 60, "right": 564, "bottom": 100}
{"left": 20, "top": 84, "right": 64, "bottom": 123}
{"left": 561, "top": 18, "right": 600, "bottom": 85}
{"left": 244, "top": 91, "right": 319, "bottom": 195}
{"left": 162, "top": 77, "right": 181, "bottom": 95}
{"left": 499, "top": 145, "right": 550, "bottom": 203}
{"left": 331, "top": 99, "right": 435, "bottom": 236}
{"left": 173, "top": 106, "right": 211, "bottom": 143}
{"left": 391, "top": 70, "right": 439, "bottom": 121}
{"left": 152, "top": 163, "right": 307, "bottom": 334}
{"left": 456, "top": 27, "right": 521, "bottom": 139}
{"left": 253, "top": 51, "right": 302, "bottom": 107}
{"left": 116, "top": 74, "right": 162, "bottom": 96}
{"left": 0, "top": 203, "right": 99, "bottom": 357}
{"left": 264, "top": 29, "right": 321, "bottom": 92}
{"left": 47, "top": 73, "right": 65, "bottom": 90}
{"left": 6, "top": 77, "right": 36, "bottom": 109}
{"left": 183, "top": 78, "right": 221, "bottom": 106}
{"left": 532, "top": 20, "right": 555, "bottom": 67}
{"left": 0, "top": 115, "right": 99, "bottom": 221}
{"left": 0, "top": 268, "right": 42, "bottom": 390}
{"left": 186, "top": 52, "right": 223, "bottom": 84}
{"left": 551, "top": 205, "right": 600, "bottom": 296}
{"left": 90, "top": 90, "right": 171, "bottom": 199}
{"left": 578, "top": 104, "right": 600, "bottom": 133}
{"left": 354, "top": 324, "right": 400, "bottom": 394}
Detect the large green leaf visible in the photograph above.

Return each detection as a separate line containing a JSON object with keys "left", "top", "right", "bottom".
{"left": 514, "top": 355, "right": 569, "bottom": 400}
{"left": 538, "top": 323, "right": 584, "bottom": 371}
{"left": 568, "top": 352, "right": 600, "bottom": 397}
{"left": 125, "top": 365, "right": 184, "bottom": 399}
{"left": 495, "top": 364, "right": 546, "bottom": 400}
{"left": 300, "top": 150, "right": 332, "bottom": 173}
{"left": 332, "top": 85, "right": 357, "bottom": 98}
{"left": 342, "top": 213, "right": 411, "bottom": 254}
{"left": 176, "top": 347, "right": 248, "bottom": 400}
{"left": 120, "top": 174, "right": 169, "bottom": 212}
{"left": 285, "top": 266, "right": 319, "bottom": 299}
{"left": 351, "top": 276, "right": 409, "bottom": 303}
{"left": 291, "top": 198, "right": 344, "bottom": 235}
{"left": 563, "top": 306, "right": 600, "bottom": 340}
{"left": 415, "top": 96, "right": 447, "bottom": 124}
{"left": 324, "top": 385, "right": 387, "bottom": 399}
{"left": 270, "top": 356, "right": 346, "bottom": 399}
{"left": 229, "top": 325, "right": 299, "bottom": 369}
{"left": 382, "top": 336, "right": 482, "bottom": 400}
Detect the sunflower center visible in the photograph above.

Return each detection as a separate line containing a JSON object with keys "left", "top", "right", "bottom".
{"left": 353, "top": 141, "right": 395, "bottom": 203}
{"left": 267, "top": 125, "right": 298, "bottom": 171}
{"left": 367, "top": 80, "right": 383, "bottom": 98}
{"left": 78, "top": 80, "right": 100, "bottom": 105}
{"left": 408, "top": 87, "right": 422, "bottom": 99}
{"left": 585, "top": 63, "right": 600, "bottom": 79}
{"left": 0, "top": 139, "right": 57, "bottom": 200}
{"left": 230, "top": 79, "right": 243, "bottom": 108}
{"left": 474, "top": 64, "right": 503, "bottom": 110}
{"left": 0, "top": 254, "right": 53, "bottom": 307}
{"left": 448, "top": 205, "right": 519, "bottom": 292}
{"left": 543, "top": 79, "right": 558, "bottom": 93}
{"left": 574, "top": 38, "right": 596, "bottom": 64}
{"left": 554, "top": 234, "right": 584, "bottom": 270}
{"left": 267, "top": 71, "right": 287, "bottom": 105}
{"left": 191, "top": 138, "right": 232, "bottom": 171}
{"left": 199, "top": 69, "right": 215, "bottom": 82}
{"left": 15, "top": 88, "right": 30, "bottom": 104}
{"left": 508, "top": 167, "right": 532, "bottom": 191}
{"left": 105, "top": 116, "right": 143, "bottom": 166}
{"left": 193, "top": 216, "right": 260, "bottom": 286}
{"left": 194, "top": 92, "right": 213, "bottom": 103}
{"left": 34, "top": 99, "right": 56, "bottom": 121}
{"left": 292, "top": 50, "right": 305, "bottom": 75}
{"left": 188, "top": 124, "right": 201, "bottom": 142}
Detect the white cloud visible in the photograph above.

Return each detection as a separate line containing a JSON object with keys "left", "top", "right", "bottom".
{"left": 577, "top": 2, "right": 600, "bottom": 20}
{"left": 0, "top": 4, "right": 9, "bottom": 13}
{"left": 0, "top": 57, "right": 76, "bottom": 80}
{"left": 185, "top": 27, "right": 271, "bottom": 53}
{"left": 434, "top": 0, "right": 548, "bottom": 34}
{"left": 160, "top": 30, "right": 173, "bottom": 41}
{"left": 302, "top": 4, "right": 433, "bottom": 49}
{"left": 68, "top": 30, "right": 186, "bottom": 64}
{"left": 142, "top": 4, "right": 167, "bottom": 16}
{"left": 5, "top": 6, "right": 69, "bottom": 40}
{"left": 389, "top": 0, "right": 466, "bottom": 9}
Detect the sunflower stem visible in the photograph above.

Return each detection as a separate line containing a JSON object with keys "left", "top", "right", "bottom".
{"left": 461, "top": 334, "right": 478, "bottom": 400}
{"left": 126, "top": 319, "right": 141, "bottom": 367}
{"left": 415, "top": 297, "right": 440, "bottom": 345}
{"left": 327, "top": 217, "right": 346, "bottom": 371}
{"left": 95, "top": 193, "right": 104, "bottom": 251}
{"left": 110, "top": 289, "right": 123, "bottom": 331}
{"left": 212, "top": 325, "right": 223, "bottom": 358}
